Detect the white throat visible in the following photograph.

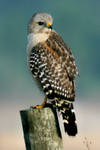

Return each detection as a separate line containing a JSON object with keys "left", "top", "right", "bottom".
{"left": 27, "top": 32, "right": 49, "bottom": 55}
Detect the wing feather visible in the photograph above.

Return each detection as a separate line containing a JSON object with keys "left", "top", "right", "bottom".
{"left": 29, "top": 36, "right": 76, "bottom": 101}
{"left": 46, "top": 30, "right": 78, "bottom": 79}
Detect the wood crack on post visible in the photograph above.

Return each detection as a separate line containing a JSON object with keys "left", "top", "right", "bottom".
{"left": 20, "top": 105, "right": 64, "bottom": 150}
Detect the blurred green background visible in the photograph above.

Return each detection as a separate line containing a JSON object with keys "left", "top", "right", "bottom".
{"left": 0, "top": 0, "right": 100, "bottom": 101}
{"left": 0, "top": 0, "right": 100, "bottom": 150}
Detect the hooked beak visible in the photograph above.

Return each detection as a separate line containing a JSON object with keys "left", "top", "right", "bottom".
{"left": 47, "top": 22, "right": 52, "bottom": 29}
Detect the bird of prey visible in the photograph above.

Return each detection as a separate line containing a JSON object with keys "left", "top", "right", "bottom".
{"left": 27, "top": 12, "right": 78, "bottom": 136}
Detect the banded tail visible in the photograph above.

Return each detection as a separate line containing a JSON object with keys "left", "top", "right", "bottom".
{"left": 53, "top": 99, "right": 78, "bottom": 136}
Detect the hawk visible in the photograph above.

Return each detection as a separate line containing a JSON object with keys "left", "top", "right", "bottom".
{"left": 27, "top": 12, "right": 78, "bottom": 136}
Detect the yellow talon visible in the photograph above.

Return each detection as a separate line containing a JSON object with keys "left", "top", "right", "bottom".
{"left": 31, "top": 96, "right": 47, "bottom": 109}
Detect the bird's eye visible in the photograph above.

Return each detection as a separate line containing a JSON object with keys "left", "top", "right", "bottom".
{"left": 38, "top": 22, "right": 44, "bottom": 25}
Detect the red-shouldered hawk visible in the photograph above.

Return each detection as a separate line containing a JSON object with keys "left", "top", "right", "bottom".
{"left": 27, "top": 12, "right": 78, "bottom": 136}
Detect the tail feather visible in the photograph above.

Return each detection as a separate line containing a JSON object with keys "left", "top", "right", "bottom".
{"left": 53, "top": 99, "right": 78, "bottom": 136}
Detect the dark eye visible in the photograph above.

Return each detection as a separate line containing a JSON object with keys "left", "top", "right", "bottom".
{"left": 38, "top": 22, "right": 44, "bottom": 25}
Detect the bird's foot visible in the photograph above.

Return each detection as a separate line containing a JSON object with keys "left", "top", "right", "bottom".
{"left": 31, "top": 104, "right": 45, "bottom": 109}
{"left": 30, "top": 96, "right": 47, "bottom": 109}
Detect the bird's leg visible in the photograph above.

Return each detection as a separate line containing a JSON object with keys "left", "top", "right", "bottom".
{"left": 31, "top": 95, "right": 47, "bottom": 109}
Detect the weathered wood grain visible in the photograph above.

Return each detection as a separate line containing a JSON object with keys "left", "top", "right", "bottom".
{"left": 20, "top": 105, "right": 63, "bottom": 150}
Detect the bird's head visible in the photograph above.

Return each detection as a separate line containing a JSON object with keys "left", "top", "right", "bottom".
{"left": 28, "top": 12, "right": 53, "bottom": 34}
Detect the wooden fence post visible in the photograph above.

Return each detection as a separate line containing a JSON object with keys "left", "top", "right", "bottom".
{"left": 20, "top": 105, "right": 64, "bottom": 150}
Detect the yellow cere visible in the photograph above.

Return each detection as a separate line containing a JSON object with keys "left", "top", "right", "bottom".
{"left": 47, "top": 22, "right": 52, "bottom": 27}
